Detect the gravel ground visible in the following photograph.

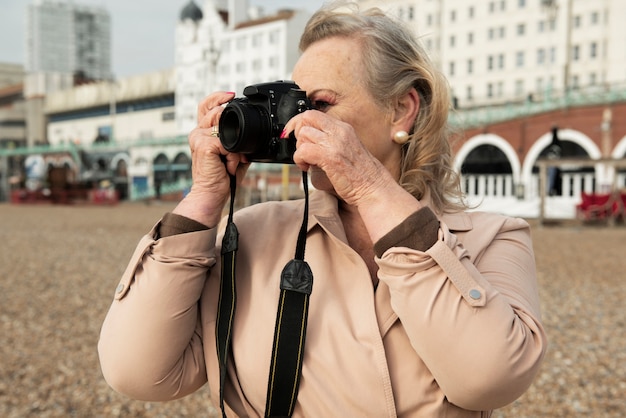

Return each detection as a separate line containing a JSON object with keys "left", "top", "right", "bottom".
{"left": 1, "top": 201, "right": 625, "bottom": 417}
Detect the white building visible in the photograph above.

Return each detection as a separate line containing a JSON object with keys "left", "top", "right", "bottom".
{"left": 45, "top": 69, "right": 177, "bottom": 146}
{"left": 175, "top": 0, "right": 227, "bottom": 135}
{"left": 175, "top": 0, "right": 312, "bottom": 135}
{"left": 357, "top": 0, "right": 626, "bottom": 108}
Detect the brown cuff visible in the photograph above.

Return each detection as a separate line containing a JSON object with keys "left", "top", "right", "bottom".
{"left": 373, "top": 207, "right": 440, "bottom": 257}
{"left": 158, "top": 212, "right": 210, "bottom": 238}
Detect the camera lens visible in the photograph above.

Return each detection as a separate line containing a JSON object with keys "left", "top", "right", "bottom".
{"left": 219, "top": 101, "right": 271, "bottom": 154}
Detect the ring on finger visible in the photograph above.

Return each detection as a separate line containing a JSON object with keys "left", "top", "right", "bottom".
{"left": 210, "top": 126, "right": 219, "bottom": 137}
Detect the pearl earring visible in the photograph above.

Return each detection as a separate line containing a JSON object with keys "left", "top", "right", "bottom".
{"left": 393, "top": 130, "right": 409, "bottom": 145}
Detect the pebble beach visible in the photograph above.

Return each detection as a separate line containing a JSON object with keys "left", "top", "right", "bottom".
{"left": 1, "top": 201, "right": 625, "bottom": 417}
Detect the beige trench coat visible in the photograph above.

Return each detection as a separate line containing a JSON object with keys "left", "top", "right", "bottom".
{"left": 99, "top": 190, "right": 546, "bottom": 417}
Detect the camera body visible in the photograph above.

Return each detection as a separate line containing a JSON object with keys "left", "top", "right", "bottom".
{"left": 218, "top": 81, "right": 311, "bottom": 164}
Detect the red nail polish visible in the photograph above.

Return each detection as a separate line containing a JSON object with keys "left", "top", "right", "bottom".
{"left": 280, "top": 129, "right": 287, "bottom": 139}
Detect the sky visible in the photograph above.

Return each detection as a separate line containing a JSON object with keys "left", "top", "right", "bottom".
{"left": 0, "top": 0, "right": 325, "bottom": 78}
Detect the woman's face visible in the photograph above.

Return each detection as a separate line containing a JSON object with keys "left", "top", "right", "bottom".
{"left": 292, "top": 36, "right": 402, "bottom": 186}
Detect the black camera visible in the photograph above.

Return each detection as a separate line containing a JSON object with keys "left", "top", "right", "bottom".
{"left": 218, "top": 81, "right": 311, "bottom": 164}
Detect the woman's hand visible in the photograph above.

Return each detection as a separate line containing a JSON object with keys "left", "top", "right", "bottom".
{"left": 285, "top": 110, "right": 394, "bottom": 208}
{"left": 284, "top": 110, "right": 422, "bottom": 243}
{"left": 172, "top": 92, "right": 250, "bottom": 228}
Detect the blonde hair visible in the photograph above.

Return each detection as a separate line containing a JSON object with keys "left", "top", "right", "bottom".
{"left": 300, "top": 2, "right": 465, "bottom": 213}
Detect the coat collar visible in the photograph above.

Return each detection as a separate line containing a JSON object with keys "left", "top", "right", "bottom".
{"left": 439, "top": 211, "right": 473, "bottom": 232}
{"left": 306, "top": 189, "right": 474, "bottom": 234}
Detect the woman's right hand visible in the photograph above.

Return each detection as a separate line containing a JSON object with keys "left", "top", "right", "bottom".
{"left": 172, "top": 91, "right": 250, "bottom": 227}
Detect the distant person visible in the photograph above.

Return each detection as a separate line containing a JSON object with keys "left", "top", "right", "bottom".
{"left": 99, "top": 2, "right": 547, "bottom": 416}
{"left": 547, "top": 126, "right": 563, "bottom": 196}
{"left": 154, "top": 178, "right": 162, "bottom": 200}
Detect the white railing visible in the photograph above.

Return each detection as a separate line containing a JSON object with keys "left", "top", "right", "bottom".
{"left": 460, "top": 172, "right": 620, "bottom": 200}
{"left": 460, "top": 172, "right": 623, "bottom": 219}
{"left": 462, "top": 174, "right": 514, "bottom": 198}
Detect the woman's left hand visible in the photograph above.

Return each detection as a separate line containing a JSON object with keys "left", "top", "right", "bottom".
{"left": 285, "top": 110, "right": 393, "bottom": 208}
{"left": 284, "top": 110, "right": 423, "bottom": 243}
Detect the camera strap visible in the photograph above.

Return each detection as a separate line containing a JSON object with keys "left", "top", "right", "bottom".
{"left": 216, "top": 173, "right": 239, "bottom": 418}
{"left": 216, "top": 171, "right": 313, "bottom": 418}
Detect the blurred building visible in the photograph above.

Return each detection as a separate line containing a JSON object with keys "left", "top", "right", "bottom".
{"left": 24, "top": 0, "right": 112, "bottom": 147}
{"left": 175, "top": 0, "right": 311, "bottom": 135}
{"left": 358, "top": 0, "right": 626, "bottom": 109}
{"left": 0, "top": 63, "right": 26, "bottom": 150}
{"left": 44, "top": 69, "right": 178, "bottom": 199}
{"left": 32, "top": 0, "right": 311, "bottom": 203}
{"left": 0, "top": 63, "right": 27, "bottom": 200}
{"left": 25, "top": 0, "right": 111, "bottom": 84}
{"left": 6, "top": 0, "right": 626, "bottom": 216}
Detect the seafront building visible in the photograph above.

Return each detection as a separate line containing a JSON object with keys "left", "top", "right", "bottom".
{"left": 360, "top": 0, "right": 626, "bottom": 109}
{"left": 1, "top": 0, "right": 626, "bottom": 221}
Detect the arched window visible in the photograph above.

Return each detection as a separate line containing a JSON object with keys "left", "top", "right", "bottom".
{"left": 461, "top": 144, "right": 512, "bottom": 174}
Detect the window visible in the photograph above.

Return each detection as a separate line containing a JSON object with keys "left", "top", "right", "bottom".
{"left": 489, "top": 2, "right": 495, "bottom": 13}
{"left": 537, "top": 48, "right": 545, "bottom": 65}
{"left": 590, "top": 73, "right": 597, "bottom": 85}
{"left": 573, "top": 15, "right": 581, "bottom": 28}
{"left": 487, "top": 83, "right": 493, "bottom": 98}
{"left": 449, "top": 62, "right": 455, "bottom": 76}
{"left": 518, "top": 0, "right": 526, "bottom": 8}
{"left": 269, "top": 30, "right": 279, "bottom": 44}
{"left": 236, "top": 37, "right": 246, "bottom": 50}
{"left": 450, "top": 35, "right": 456, "bottom": 47}
{"left": 487, "top": 55, "right": 494, "bottom": 70}
{"left": 467, "top": 85, "right": 473, "bottom": 100}
{"left": 467, "top": 59, "right": 474, "bottom": 74}
{"left": 488, "top": 28, "right": 495, "bottom": 39}
{"left": 590, "top": 42, "right": 597, "bottom": 58}
{"left": 515, "top": 79, "right": 524, "bottom": 96}
{"left": 590, "top": 11, "right": 599, "bottom": 25}
{"left": 517, "top": 23, "right": 525, "bottom": 35}
{"left": 469, "top": 6, "right": 475, "bottom": 18}
{"left": 450, "top": 10, "right": 456, "bottom": 22}
{"left": 218, "top": 64, "right": 230, "bottom": 76}
{"left": 498, "top": 53, "right": 505, "bottom": 69}
{"left": 516, "top": 51, "right": 525, "bottom": 67}
{"left": 572, "top": 45, "right": 580, "bottom": 61}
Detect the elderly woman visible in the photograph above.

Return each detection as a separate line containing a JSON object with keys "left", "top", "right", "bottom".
{"left": 99, "top": 3, "right": 546, "bottom": 417}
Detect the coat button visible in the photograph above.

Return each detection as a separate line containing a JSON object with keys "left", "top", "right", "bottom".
{"left": 116, "top": 283, "right": 125, "bottom": 294}
{"left": 469, "top": 289, "right": 482, "bottom": 300}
